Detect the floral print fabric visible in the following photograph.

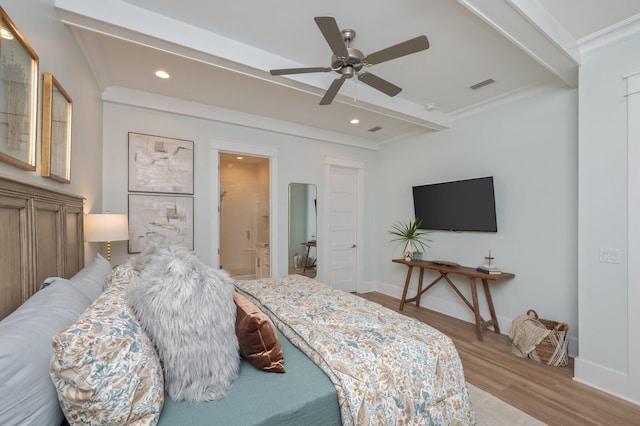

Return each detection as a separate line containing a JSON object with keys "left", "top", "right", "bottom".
{"left": 236, "top": 275, "right": 476, "bottom": 426}
{"left": 50, "top": 262, "right": 164, "bottom": 425}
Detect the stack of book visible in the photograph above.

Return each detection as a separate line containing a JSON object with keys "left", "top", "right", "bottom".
{"left": 476, "top": 265, "right": 502, "bottom": 275}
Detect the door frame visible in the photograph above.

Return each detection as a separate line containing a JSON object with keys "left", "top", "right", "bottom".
{"left": 626, "top": 73, "right": 639, "bottom": 399}
{"left": 209, "top": 139, "right": 279, "bottom": 274}
{"left": 322, "top": 155, "right": 364, "bottom": 292}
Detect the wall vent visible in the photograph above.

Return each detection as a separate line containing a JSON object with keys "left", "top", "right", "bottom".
{"left": 368, "top": 126, "right": 383, "bottom": 132}
{"left": 470, "top": 78, "right": 495, "bottom": 91}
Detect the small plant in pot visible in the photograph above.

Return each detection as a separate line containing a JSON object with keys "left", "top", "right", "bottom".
{"left": 389, "top": 218, "right": 432, "bottom": 261}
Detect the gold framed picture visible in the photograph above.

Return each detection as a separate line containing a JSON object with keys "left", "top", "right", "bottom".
{"left": 41, "top": 73, "right": 72, "bottom": 183}
{"left": 0, "top": 7, "right": 39, "bottom": 170}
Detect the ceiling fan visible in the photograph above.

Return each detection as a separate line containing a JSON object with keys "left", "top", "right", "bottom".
{"left": 270, "top": 16, "right": 429, "bottom": 106}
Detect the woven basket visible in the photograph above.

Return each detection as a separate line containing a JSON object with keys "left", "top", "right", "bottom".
{"left": 526, "top": 309, "right": 569, "bottom": 367}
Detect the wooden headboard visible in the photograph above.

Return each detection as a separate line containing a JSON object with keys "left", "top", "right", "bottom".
{"left": 0, "top": 174, "right": 85, "bottom": 320}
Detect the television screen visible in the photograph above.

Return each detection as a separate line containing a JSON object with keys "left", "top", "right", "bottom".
{"left": 412, "top": 177, "right": 497, "bottom": 232}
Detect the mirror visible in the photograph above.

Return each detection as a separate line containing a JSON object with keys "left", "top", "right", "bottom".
{"left": 288, "top": 183, "right": 317, "bottom": 278}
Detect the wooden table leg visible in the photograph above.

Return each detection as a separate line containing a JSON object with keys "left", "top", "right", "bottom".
{"left": 469, "top": 278, "right": 484, "bottom": 341}
{"left": 399, "top": 265, "right": 414, "bottom": 311}
{"left": 482, "top": 279, "right": 500, "bottom": 334}
{"left": 415, "top": 267, "right": 425, "bottom": 308}
{"left": 302, "top": 245, "right": 311, "bottom": 272}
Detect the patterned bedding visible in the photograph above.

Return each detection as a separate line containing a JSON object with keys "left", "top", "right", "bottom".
{"left": 235, "top": 275, "right": 476, "bottom": 426}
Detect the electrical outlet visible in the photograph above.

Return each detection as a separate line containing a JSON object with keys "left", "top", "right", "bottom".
{"left": 599, "top": 248, "right": 621, "bottom": 264}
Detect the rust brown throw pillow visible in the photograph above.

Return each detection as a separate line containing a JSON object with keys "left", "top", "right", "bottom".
{"left": 233, "top": 292, "right": 285, "bottom": 373}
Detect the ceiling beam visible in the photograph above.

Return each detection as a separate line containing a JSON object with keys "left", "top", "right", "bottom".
{"left": 457, "top": 0, "right": 579, "bottom": 88}
{"left": 102, "top": 87, "right": 382, "bottom": 150}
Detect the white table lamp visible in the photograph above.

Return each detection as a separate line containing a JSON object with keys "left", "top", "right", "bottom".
{"left": 85, "top": 212, "right": 129, "bottom": 262}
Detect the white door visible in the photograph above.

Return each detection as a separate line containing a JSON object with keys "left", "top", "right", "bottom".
{"left": 328, "top": 165, "right": 357, "bottom": 292}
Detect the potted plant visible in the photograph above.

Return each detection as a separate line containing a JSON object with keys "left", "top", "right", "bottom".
{"left": 389, "top": 218, "right": 432, "bottom": 261}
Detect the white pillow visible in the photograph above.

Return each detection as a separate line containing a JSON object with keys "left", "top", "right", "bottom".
{"left": 39, "top": 254, "right": 111, "bottom": 302}
{"left": 128, "top": 242, "right": 240, "bottom": 403}
{"left": 67, "top": 253, "right": 111, "bottom": 300}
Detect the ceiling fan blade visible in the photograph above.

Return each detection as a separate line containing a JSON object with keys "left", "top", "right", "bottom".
{"left": 314, "top": 16, "right": 349, "bottom": 58}
{"left": 365, "top": 35, "right": 429, "bottom": 65}
{"left": 358, "top": 72, "right": 402, "bottom": 97}
{"left": 319, "top": 77, "right": 346, "bottom": 105}
{"left": 270, "top": 67, "right": 332, "bottom": 76}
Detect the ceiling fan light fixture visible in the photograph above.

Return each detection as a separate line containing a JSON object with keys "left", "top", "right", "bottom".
{"left": 341, "top": 66, "right": 355, "bottom": 79}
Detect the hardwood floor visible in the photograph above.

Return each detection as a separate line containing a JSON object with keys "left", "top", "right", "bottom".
{"left": 358, "top": 292, "right": 640, "bottom": 426}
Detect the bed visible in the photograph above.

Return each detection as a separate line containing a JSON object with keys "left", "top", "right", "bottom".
{"left": 157, "top": 327, "right": 341, "bottom": 426}
{"left": 0, "top": 175, "right": 475, "bottom": 426}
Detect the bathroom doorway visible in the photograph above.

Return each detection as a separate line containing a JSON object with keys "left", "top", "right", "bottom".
{"left": 219, "top": 152, "right": 270, "bottom": 278}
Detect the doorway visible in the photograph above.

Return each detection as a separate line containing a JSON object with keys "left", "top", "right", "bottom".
{"left": 324, "top": 157, "right": 364, "bottom": 293}
{"left": 219, "top": 153, "right": 270, "bottom": 278}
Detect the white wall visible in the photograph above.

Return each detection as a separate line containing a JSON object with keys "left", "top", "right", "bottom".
{"left": 575, "top": 31, "right": 640, "bottom": 404}
{"left": 0, "top": 0, "right": 103, "bottom": 262}
{"left": 373, "top": 88, "right": 579, "bottom": 350}
{"left": 101, "top": 102, "right": 380, "bottom": 285}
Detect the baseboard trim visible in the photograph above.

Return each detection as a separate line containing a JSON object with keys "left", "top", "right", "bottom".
{"left": 574, "top": 357, "right": 640, "bottom": 405}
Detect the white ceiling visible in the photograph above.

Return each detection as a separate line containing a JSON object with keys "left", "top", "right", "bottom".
{"left": 55, "top": 0, "right": 640, "bottom": 148}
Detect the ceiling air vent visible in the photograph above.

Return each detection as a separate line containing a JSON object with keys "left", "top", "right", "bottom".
{"left": 470, "top": 78, "right": 495, "bottom": 91}
{"left": 368, "top": 126, "right": 383, "bottom": 132}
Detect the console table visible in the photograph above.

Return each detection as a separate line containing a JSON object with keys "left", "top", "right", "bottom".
{"left": 392, "top": 259, "right": 515, "bottom": 341}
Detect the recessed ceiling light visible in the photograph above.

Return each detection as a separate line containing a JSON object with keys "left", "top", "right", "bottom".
{"left": 236, "top": 156, "right": 244, "bottom": 160}
{"left": 155, "top": 70, "right": 170, "bottom": 79}
{"left": 350, "top": 118, "right": 360, "bottom": 124}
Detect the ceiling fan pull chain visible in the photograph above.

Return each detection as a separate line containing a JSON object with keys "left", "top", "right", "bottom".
{"left": 354, "top": 78, "right": 358, "bottom": 103}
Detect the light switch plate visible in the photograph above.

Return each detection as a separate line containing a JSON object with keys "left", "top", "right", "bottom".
{"left": 599, "top": 248, "right": 621, "bottom": 264}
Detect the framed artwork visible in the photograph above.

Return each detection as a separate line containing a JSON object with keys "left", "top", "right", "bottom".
{"left": 128, "top": 194, "right": 194, "bottom": 253}
{"left": 128, "top": 132, "right": 194, "bottom": 194}
{"left": 41, "top": 73, "right": 72, "bottom": 183}
{"left": 0, "top": 7, "right": 39, "bottom": 170}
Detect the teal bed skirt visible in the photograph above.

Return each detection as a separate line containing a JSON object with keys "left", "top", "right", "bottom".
{"left": 157, "top": 329, "right": 341, "bottom": 425}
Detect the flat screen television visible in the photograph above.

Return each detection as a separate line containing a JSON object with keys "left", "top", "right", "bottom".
{"left": 412, "top": 176, "right": 497, "bottom": 232}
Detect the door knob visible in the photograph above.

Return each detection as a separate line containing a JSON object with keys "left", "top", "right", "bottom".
{"left": 351, "top": 244, "right": 356, "bottom": 248}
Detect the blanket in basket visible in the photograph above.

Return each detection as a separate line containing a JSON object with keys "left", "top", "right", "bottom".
{"left": 235, "top": 275, "right": 475, "bottom": 426}
{"left": 509, "top": 314, "right": 550, "bottom": 358}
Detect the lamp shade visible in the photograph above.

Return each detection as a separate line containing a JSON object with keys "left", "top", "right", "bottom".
{"left": 85, "top": 214, "right": 129, "bottom": 242}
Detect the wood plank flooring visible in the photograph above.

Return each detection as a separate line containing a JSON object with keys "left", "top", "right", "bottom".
{"left": 358, "top": 292, "right": 640, "bottom": 426}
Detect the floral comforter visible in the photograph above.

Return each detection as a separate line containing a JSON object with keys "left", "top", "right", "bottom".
{"left": 235, "top": 275, "right": 476, "bottom": 426}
